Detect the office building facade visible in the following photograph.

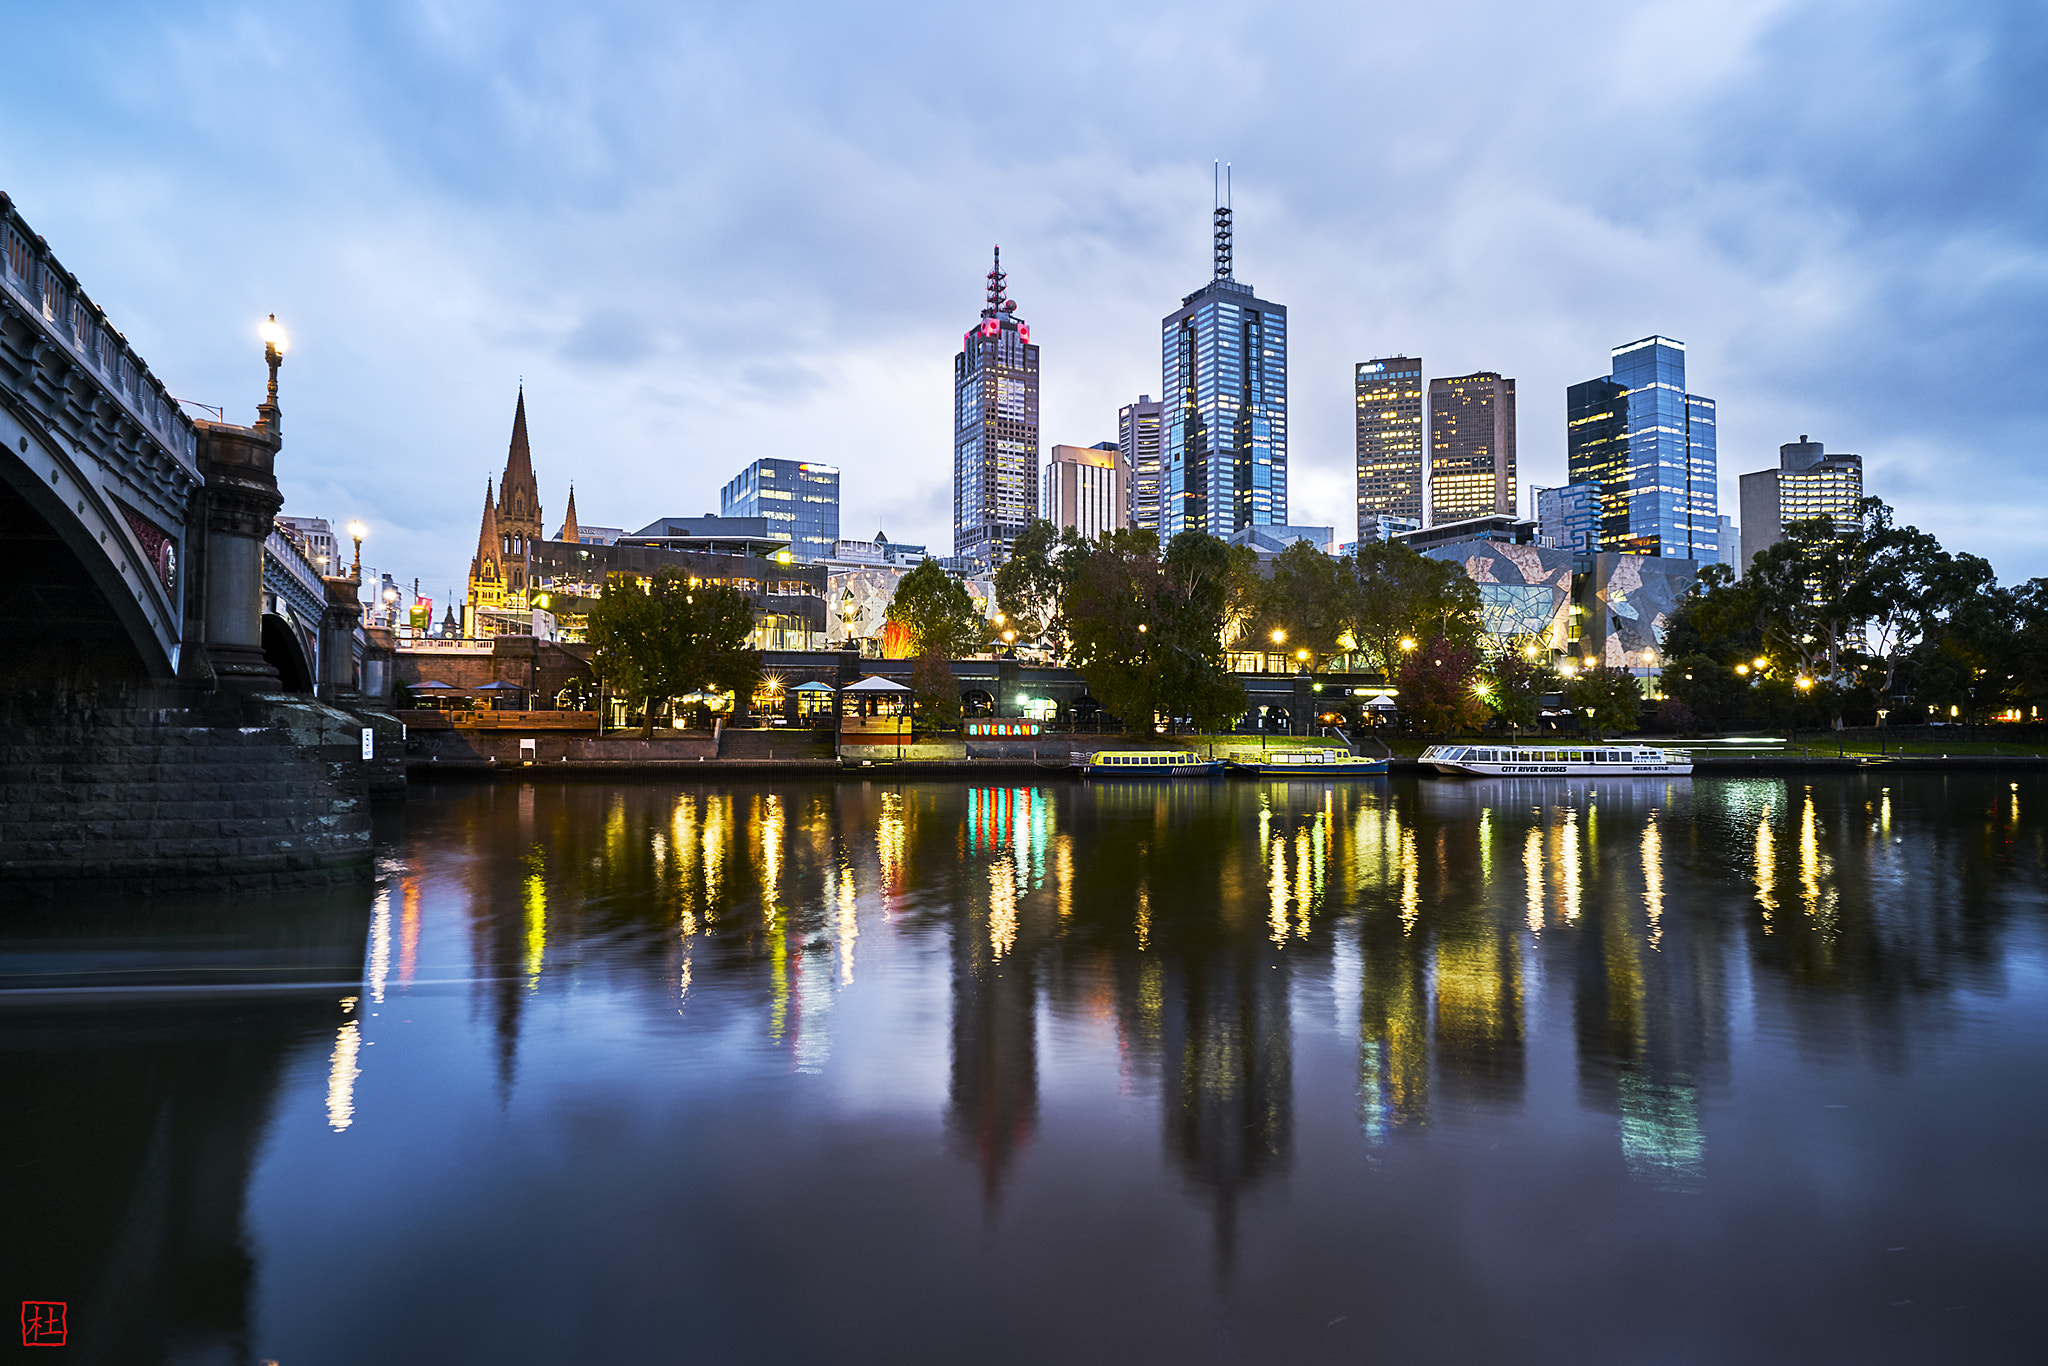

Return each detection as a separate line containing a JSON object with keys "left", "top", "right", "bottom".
{"left": 1118, "top": 395, "right": 1165, "bottom": 533}
{"left": 954, "top": 247, "right": 1040, "bottom": 565}
{"left": 1565, "top": 336, "right": 1717, "bottom": 559}
{"left": 1162, "top": 194, "right": 1287, "bottom": 538}
{"left": 1738, "top": 435, "right": 1863, "bottom": 573}
{"left": 720, "top": 458, "right": 840, "bottom": 562}
{"left": 1534, "top": 482, "right": 1599, "bottom": 552}
{"left": 1427, "top": 371, "right": 1516, "bottom": 525}
{"left": 1355, "top": 356, "right": 1425, "bottom": 539}
{"left": 1044, "top": 443, "right": 1128, "bottom": 541}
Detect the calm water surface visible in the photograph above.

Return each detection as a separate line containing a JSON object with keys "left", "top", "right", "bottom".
{"left": 5, "top": 773, "right": 2047, "bottom": 1364}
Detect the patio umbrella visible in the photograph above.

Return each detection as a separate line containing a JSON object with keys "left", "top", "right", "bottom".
{"left": 789, "top": 681, "right": 837, "bottom": 694}
{"left": 475, "top": 681, "right": 524, "bottom": 691}
{"left": 410, "top": 680, "right": 455, "bottom": 690}
{"left": 843, "top": 675, "right": 911, "bottom": 692}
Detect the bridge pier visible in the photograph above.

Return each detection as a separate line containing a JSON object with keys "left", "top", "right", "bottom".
{"left": 2, "top": 194, "right": 401, "bottom": 896}
{"left": 193, "top": 419, "right": 285, "bottom": 690}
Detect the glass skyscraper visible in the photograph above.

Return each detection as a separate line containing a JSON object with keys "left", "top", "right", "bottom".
{"left": 1355, "top": 356, "right": 1424, "bottom": 538}
{"left": 1427, "top": 370, "right": 1516, "bottom": 525}
{"left": 953, "top": 248, "right": 1039, "bottom": 565}
{"left": 1565, "top": 336, "right": 1716, "bottom": 559}
{"left": 719, "top": 458, "right": 839, "bottom": 562}
{"left": 1162, "top": 194, "right": 1286, "bottom": 539}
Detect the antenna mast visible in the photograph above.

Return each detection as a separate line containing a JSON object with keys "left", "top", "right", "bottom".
{"left": 1213, "top": 162, "right": 1234, "bottom": 280}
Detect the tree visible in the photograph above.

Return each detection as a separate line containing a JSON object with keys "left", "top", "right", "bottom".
{"left": 992, "top": 519, "right": 1074, "bottom": 651}
{"left": 1255, "top": 540, "right": 1352, "bottom": 670}
{"left": 1395, "top": 634, "right": 1486, "bottom": 736}
{"left": 1349, "top": 541, "right": 1483, "bottom": 677}
{"left": 910, "top": 649, "right": 961, "bottom": 731}
{"left": 1060, "top": 529, "right": 1244, "bottom": 734}
{"left": 1062, "top": 529, "right": 1162, "bottom": 730}
{"left": 1660, "top": 653, "right": 1747, "bottom": 730}
{"left": 1479, "top": 646, "right": 1557, "bottom": 738}
{"left": 1155, "top": 531, "right": 1248, "bottom": 732}
{"left": 585, "top": 571, "right": 760, "bottom": 737}
{"left": 1562, "top": 666, "right": 1642, "bottom": 739}
{"left": 886, "top": 559, "right": 990, "bottom": 659}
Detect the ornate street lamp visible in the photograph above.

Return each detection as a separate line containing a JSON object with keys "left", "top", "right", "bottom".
{"left": 257, "top": 315, "right": 288, "bottom": 434}
{"left": 347, "top": 521, "right": 366, "bottom": 581}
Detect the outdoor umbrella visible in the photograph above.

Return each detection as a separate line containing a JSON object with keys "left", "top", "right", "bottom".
{"left": 789, "top": 681, "right": 836, "bottom": 693}
{"left": 410, "top": 680, "right": 455, "bottom": 689}
{"left": 475, "top": 681, "right": 523, "bottom": 691}
{"left": 842, "top": 676, "right": 911, "bottom": 692}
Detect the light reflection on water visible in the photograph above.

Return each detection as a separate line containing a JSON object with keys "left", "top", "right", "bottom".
{"left": 3, "top": 773, "right": 2046, "bottom": 1363}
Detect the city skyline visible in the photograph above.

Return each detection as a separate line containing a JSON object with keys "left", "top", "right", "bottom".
{"left": 3, "top": 1, "right": 2042, "bottom": 598}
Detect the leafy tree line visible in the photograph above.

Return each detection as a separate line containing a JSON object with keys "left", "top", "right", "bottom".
{"left": 1659, "top": 497, "right": 2048, "bottom": 731}
{"left": 584, "top": 571, "right": 759, "bottom": 737}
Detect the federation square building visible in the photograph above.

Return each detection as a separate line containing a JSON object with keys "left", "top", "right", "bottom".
{"left": 1565, "top": 335, "right": 1717, "bottom": 560}
{"left": 953, "top": 248, "right": 1040, "bottom": 565}
{"left": 1162, "top": 195, "right": 1287, "bottom": 539}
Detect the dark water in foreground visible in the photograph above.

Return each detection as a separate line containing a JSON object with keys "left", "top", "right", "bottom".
{"left": 5, "top": 773, "right": 2047, "bottom": 1364}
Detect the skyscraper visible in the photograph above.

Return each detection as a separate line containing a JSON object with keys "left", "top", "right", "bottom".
{"left": 953, "top": 248, "right": 1039, "bottom": 565}
{"left": 1427, "top": 371, "right": 1516, "bottom": 525}
{"left": 720, "top": 458, "right": 840, "bottom": 562}
{"left": 1118, "top": 394, "right": 1164, "bottom": 533}
{"left": 1565, "top": 336, "right": 1716, "bottom": 560}
{"left": 1738, "top": 435, "right": 1863, "bottom": 573}
{"left": 1043, "top": 443, "right": 1128, "bottom": 541}
{"left": 1162, "top": 173, "right": 1287, "bottom": 539}
{"left": 1355, "top": 357, "right": 1424, "bottom": 539}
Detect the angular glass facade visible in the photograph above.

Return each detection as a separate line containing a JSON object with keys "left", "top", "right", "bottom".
{"left": 1162, "top": 204, "right": 1286, "bottom": 539}
{"left": 719, "top": 458, "right": 840, "bottom": 563}
{"left": 1355, "top": 356, "right": 1424, "bottom": 538}
{"left": 1565, "top": 336, "right": 1716, "bottom": 560}
{"left": 953, "top": 250, "right": 1039, "bottom": 564}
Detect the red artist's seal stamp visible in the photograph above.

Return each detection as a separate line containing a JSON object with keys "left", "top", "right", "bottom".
{"left": 21, "top": 1302, "right": 67, "bottom": 1347}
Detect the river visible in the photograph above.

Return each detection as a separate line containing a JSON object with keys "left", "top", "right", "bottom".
{"left": 4, "top": 773, "right": 2045, "bottom": 1363}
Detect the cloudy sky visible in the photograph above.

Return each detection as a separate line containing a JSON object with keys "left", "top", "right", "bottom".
{"left": 5, "top": 0, "right": 2045, "bottom": 600}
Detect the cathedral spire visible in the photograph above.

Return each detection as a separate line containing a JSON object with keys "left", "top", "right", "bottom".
{"left": 468, "top": 478, "right": 504, "bottom": 608}
{"left": 558, "top": 484, "right": 580, "bottom": 545}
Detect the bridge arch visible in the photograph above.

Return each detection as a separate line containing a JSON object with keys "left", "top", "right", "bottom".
{"left": 261, "top": 611, "right": 315, "bottom": 693}
{"left": 0, "top": 431, "right": 179, "bottom": 685}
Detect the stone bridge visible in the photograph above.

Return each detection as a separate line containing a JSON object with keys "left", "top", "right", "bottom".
{"left": 1, "top": 190, "right": 398, "bottom": 896}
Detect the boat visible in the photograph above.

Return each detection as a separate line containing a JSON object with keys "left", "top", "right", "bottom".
{"left": 1419, "top": 743, "right": 1692, "bottom": 776}
{"left": 1229, "top": 747, "right": 1389, "bottom": 777}
{"left": 1076, "top": 750, "right": 1227, "bottom": 778}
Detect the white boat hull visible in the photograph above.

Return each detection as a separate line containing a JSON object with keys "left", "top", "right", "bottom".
{"left": 1419, "top": 744, "right": 1692, "bottom": 777}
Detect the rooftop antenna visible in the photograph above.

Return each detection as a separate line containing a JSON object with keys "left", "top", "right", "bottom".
{"left": 983, "top": 245, "right": 1009, "bottom": 318}
{"left": 1213, "top": 162, "right": 1234, "bottom": 280}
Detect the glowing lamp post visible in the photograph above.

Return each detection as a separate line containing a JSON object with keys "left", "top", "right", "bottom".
{"left": 347, "top": 521, "right": 366, "bottom": 581}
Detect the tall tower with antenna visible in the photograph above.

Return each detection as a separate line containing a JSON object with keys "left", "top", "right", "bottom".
{"left": 1161, "top": 164, "right": 1288, "bottom": 539}
{"left": 952, "top": 246, "right": 1041, "bottom": 565}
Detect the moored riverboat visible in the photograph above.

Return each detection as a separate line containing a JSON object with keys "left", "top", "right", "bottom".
{"left": 1077, "top": 750, "right": 1227, "bottom": 778}
{"left": 1420, "top": 743, "right": 1692, "bottom": 776}
{"left": 1229, "top": 747, "right": 1390, "bottom": 777}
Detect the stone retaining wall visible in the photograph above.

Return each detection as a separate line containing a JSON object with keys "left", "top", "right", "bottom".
{"left": 0, "top": 686, "right": 401, "bottom": 898}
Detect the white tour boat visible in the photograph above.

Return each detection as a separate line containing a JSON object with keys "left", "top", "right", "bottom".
{"left": 1419, "top": 743, "right": 1693, "bottom": 777}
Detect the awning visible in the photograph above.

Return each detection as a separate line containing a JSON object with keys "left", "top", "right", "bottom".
{"left": 843, "top": 675, "right": 911, "bottom": 692}
{"left": 789, "top": 681, "right": 837, "bottom": 693}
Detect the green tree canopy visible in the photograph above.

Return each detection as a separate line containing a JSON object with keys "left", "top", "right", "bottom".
{"left": 991, "top": 518, "right": 1075, "bottom": 649}
{"left": 1479, "top": 645, "right": 1558, "bottom": 737}
{"left": 1254, "top": 540, "right": 1351, "bottom": 670}
{"left": 1562, "top": 665, "right": 1643, "bottom": 739}
{"left": 1349, "top": 541, "right": 1483, "bottom": 677}
{"left": 1395, "top": 634, "right": 1485, "bottom": 736}
{"left": 1061, "top": 529, "right": 1243, "bottom": 733}
{"left": 886, "top": 559, "right": 990, "bottom": 659}
{"left": 585, "top": 571, "right": 760, "bottom": 737}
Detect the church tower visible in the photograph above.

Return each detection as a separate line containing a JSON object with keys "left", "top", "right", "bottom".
{"left": 556, "top": 485, "right": 580, "bottom": 545}
{"left": 467, "top": 479, "right": 505, "bottom": 619}
{"left": 495, "top": 388, "right": 544, "bottom": 596}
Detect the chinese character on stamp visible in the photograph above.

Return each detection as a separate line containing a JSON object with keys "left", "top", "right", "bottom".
{"left": 21, "top": 1302, "right": 67, "bottom": 1347}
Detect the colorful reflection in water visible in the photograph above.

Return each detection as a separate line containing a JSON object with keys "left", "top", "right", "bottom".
{"left": 4, "top": 772, "right": 2046, "bottom": 1363}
